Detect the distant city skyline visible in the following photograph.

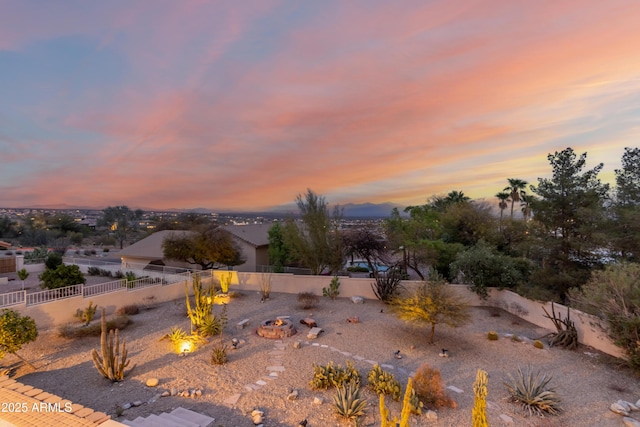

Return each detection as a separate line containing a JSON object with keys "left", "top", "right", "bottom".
{"left": 2, "top": 1, "right": 639, "bottom": 210}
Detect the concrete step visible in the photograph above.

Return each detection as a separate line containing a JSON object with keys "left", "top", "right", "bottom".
{"left": 170, "top": 407, "right": 215, "bottom": 427}
{"left": 122, "top": 407, "right": 214, "bottom": 427}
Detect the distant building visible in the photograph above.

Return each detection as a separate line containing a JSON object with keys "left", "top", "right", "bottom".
{"left": 117, "top": 224, "right": 271, "bottom": 272}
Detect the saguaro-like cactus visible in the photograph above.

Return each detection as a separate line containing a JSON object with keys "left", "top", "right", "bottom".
{"left": 91, "top": 309, "right": 133, "bottom": 382}
{"left": 472, "top": 369, "right": 489, "bottom": 427}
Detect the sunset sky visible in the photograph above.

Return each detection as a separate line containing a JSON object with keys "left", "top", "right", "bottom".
{"left": 1, "top": 1, "right": 639, "bottom": 211}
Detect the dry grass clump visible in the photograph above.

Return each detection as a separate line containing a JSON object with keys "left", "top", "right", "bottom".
{"left": 117, "top": 304, "right": 140, "bottom": 315}
{"left": 58, "top": 315, "right": 132, "bottom": 338}
{"left": 412, "top": 363, "right": 456, "bottom": 409}
{"left": 298, "top": 292, "right": 319, "bottom": 309}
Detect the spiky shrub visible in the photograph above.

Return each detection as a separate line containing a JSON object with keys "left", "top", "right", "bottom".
{"left": 413, "top": 363, "right": 456, "bottom": 409}
{"left": 74, "top": 301, "right": 98, "bottom": 325}
{"left": 311, "top": 360, "right": 361, "bottom": 389}
{"left": 333, "top": 382, "right": 367, "bottom": 422}
{"left": 472, "top": 369, "right": 489, "bottom": 427}
{"left": 162, "top": 327, "right": 207, "bottom": 354}
{"left": 367, "top": 364, "right": 401, "bottom": 401}
{"left": 210, "top": 343, "right": 228, "bottom": 365}
{"left": 504, "top": 366, "right": 563, "bottom": 416}
{"left": 199, "top": 304, "right": 227, "bottom": 337}
{"left": 91, "top": 309, "right": 133, "bottom": 382}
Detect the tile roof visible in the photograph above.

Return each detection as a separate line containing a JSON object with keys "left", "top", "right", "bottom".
{"left": 0, "top": 376, "right": 114, "bottom": 427}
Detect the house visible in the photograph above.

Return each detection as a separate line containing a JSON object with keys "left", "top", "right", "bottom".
{"left": 220, "top": 224, "right": 270, "bottom": 272}
{"left": 117, "top": 224, "right": 271, "bottom": 272}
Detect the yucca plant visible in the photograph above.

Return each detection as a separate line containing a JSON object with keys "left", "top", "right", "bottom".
{"left": 333, "top": 381, "right": 367, "bottom": 422}
{"left": 504, "top": 366, "right": 563, "bottom": 416}
{"left": 210, "top": 342, "right": 228, "bottom": 365}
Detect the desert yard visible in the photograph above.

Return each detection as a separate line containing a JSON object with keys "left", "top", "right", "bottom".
{"left": 2, "top": 287, "right": 640, "bottom": 427}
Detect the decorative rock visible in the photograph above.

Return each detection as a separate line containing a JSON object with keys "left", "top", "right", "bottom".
{"left": 347, "top": 316, "right": 359, "bottom": 323}
{"left": 121, "top": 403, "right": 131, "bottom": 410}
{"left": 170, "top": 387, "right": 178, "bottom": 396}
{"left": 307, "top": 327, "right": 323, "bottom": 339}
{"left": 293, "top": 340, "right": 301, "bottom": 349}
{"left": 251, "top": 409, "right": 264, "bottom": 425}
{"left": 161, "top": 391, "right": 170, "bottom": 397}
{"left": 351, "top": 296, "right": 364, "bottom": 304}
{"left": 616, "top": 399, "right": 638, "bottom": 412}
{"left": 237, "top": 319, "right": 250, "bottom": 330}
{"left": 611, "top": 402, "right": 630, "bottom": 416}
{"left": 446, "top": 385, "right": 463, "bottom": 393}
{"left": 300, "top": 318, "right": 317, "bottom": 328}
{"left": 132, "top": 401, "right": 143, "bottom": 407}
{"left": 145, "top": 378, "right": 159, "bottom": 387}
{"left": 623, "top": 417, "right": 640, "bottom": 427}
{"left": 424, "top": 410, "right": 438, "bottom": 421}
{"left": 148, "top": 393, "right": 161, "bottom": 403}
{"left": 313, "top": 396, "right": 324, "bottom": 405}
{"left": 287, "top": 390, "right": 299, "bottom": 400}
{"left": 195, "top": 389, "right": 202, "bottom": 397}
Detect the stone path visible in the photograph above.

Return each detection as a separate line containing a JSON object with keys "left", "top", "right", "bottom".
{"left": 219, "top": 334, "right": 516, "bottom": 424}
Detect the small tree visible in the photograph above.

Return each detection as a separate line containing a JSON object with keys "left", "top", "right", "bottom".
{"left": 391, "top": 273, "right": 471, "bottom": 344}
{"left": 0, "top": 309, "right": 38, "bottom": 369}
{"left": 17, "top": 268, "right": 29, "bottom": 290}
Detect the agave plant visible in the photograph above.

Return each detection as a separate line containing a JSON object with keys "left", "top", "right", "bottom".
{"left": 504, "top": 366, "right": 563, "bottom": 416}
{"left": 333, "top": 381, "right": 368, "bottom": 422}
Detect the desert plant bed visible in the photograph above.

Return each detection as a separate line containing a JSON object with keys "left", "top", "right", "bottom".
{"left": 1, "top": 294, "right": 636, "bottom": 427}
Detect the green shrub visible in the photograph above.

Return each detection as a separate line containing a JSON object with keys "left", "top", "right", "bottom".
{"left": 311, "top": 360, "right": 361, "bottom": 390}
{"left": 39, "top": 264, "right": 86, "bottom": 289}
{"left": 45, "top": 252, "right": 63, "bottom": 270}
{"left": 569, "top": 262, "right": 640, "bottom": 371}
{"left": 0, "top": 309, "right": 38, "bottom": 368}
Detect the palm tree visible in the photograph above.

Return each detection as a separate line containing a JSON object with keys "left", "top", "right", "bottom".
{"left": 504, "top": 178, "right": 527, "bottom": 219}
{"left": 496, "top": 192, "right": 511, "bottom": 230}
{"left": 520, "top": 194, "right": 535, "bottom": 222}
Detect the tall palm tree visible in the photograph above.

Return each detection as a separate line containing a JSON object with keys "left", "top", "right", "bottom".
{"left": 495, "top": 192, "right": 511, "bottom": 229}
{"left": 504, "top": 178, "right": 527, "bottom": 219}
